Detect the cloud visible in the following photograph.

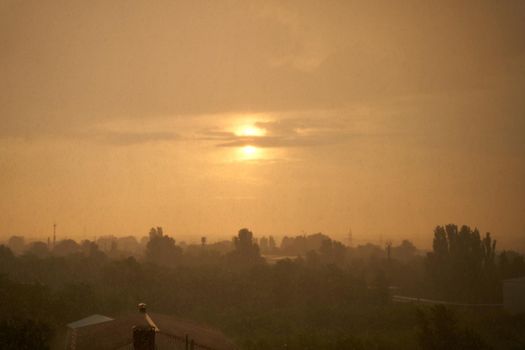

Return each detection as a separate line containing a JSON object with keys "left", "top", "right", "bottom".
{"left": 2, "top": 0, "right": 525, "bottom": 140}
{"left": 198, "top": 116, "right": 357, "bottom": 149}
{"left": 216, "top": 136, "right": 324, "bottom": 148}
{"left": 90, "top": 130, "right": 180, "bottom": 146}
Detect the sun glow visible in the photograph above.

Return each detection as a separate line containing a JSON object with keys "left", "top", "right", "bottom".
{"left": 236, "top": 125, "right": 266, "bottom": 137}
{"left": 230, "top": 120, "right": 268, "bottom": 161}
{"left": 235, "top": 145, "right": 263, "bottom": 161}
{"left": 242, "top": 145, "right": 257, "bottom": 156}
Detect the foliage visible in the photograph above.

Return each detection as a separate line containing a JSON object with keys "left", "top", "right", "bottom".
{"left": 53, "top": 239, "right": 80, "bottom": 256}
{"left": 425, "top": 224, "right": 500, "bottom": 302}
{"left": 228, "top": 228, "right": 264, "bottom": 266}
{"left": 0, "top": 224, "right": 523, "bottom": 349}
{"left": 417, "top": 305, "right": 492, "bottom": 350}
{"left": 280, "top": 233, "right": 332, "bottom": 256}
{"left": 7, "top": 235, "right": 25, "bottom": 254}
{"left": 0, "top": 318, "right": 53, "bottom": 350}
{"left": 145, "top": 227, "right": 182, "bottom": 267}
{"left": 26, "top": 241, "right": 50, "bottom": 258}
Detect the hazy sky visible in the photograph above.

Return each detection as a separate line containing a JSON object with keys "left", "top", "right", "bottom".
{"left": 1, "top": 0, "right": 524, "bottom": 248}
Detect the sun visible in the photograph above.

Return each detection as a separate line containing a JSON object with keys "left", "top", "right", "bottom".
{"left": 230, "top": 121, "right": 267, "bottom": 161}
{"left": 237, "top": 145, "right": 262, "bottom": 161}
{"left": 242, "top": 145, "right": 257, "bottom": 156}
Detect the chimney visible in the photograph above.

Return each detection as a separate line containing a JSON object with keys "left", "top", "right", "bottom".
{"left": 133, "top": 303, "right": 156, "bottom": 350}
{"left": 138, "top": 303, "right": 147, "bottom": 313}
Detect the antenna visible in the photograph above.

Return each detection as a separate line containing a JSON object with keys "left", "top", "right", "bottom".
{"left": 53, "top": 222, "right": 56, "bottom": 249}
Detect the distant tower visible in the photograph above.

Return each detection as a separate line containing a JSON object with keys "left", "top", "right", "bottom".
{"left": 347, "top": 227, "right": 353, "bottom": 247}
{"left": 53, "top": 223, "right": 56, "bottom": 249}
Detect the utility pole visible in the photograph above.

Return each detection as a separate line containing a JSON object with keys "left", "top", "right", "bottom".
{"left": 53, "top": 223, "right": 56, "bottom": 249}
{"left": 386, "top": 240, "right": 392, "bottom": 261}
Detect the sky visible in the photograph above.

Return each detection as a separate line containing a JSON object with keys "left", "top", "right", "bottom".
{"left": 1, "top": 0, "right": 524, "bottom": 248}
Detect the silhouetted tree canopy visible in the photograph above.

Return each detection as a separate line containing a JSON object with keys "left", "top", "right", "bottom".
{"left": 7, "top": 235, "right": 25, "bottom": 255}
{"left": 0, "top": 318, "right": 53, "bottom": 350}
{"left": 52, "top": 239, "right": 80, "bottom": 257}
{"left": 426, "top": 224, "right": 499, "bottom": 302}
{"left": 228, "top": 228, "right": 263, "bottom": 266}
{"left": 145, "top": 227, "right": 182, "bottom": 267}
{"left": 0, "top": 224, "right": 523, "bottom": 349}
{"left": 26, "top": 241, "right": 50, "bottom": 258}
{"left": 417, "top": 305, "right": 492, "bottom": 350}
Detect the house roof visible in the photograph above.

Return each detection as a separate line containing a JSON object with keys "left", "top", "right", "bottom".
{"left": 67, "top": 314, "right": 114, "bottom": 329}
{"left": 68, "top": 312, "right": 236, "bottom": 350}
{"left": 503, "top": 276, "right": 525, "bottom": 284}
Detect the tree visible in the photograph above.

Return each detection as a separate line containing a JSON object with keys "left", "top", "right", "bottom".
{"left": 228, "top": 228, "right": 263, "bottom": 265}
{"left": 268, "top": 236, "right": 277, "bottom": 253}
{"left": 0, "top": 245, "right": 15, "bottom": 273}
{"left": 117, "top": 236, "right": 139, "bottom": 254}
{"left": 96, "top": 235, "right": 117, "bottom": 253}
{"left": 80, "top": 240, "right": 106, "bottom": 260}
{"left": 259, "top": 236, "right": 269, "bottom": 253}
{"left": 145, "top": 227, "right": 182, "bottom": 267}
{"left": 372, "top": 269, "right": 389, "bottom": 305}
{"left": 26, "top": 241, "right": 49, "bottom": 258}
{"left": 280, "top": 233, "right": 332, "bottom": 255}
{"left": 319, "top": 239, "right": 347, "bottom": 266}
{"left": 7, "top": 236, "right": 25, "bottom": 255}
{"left": 425, "top": 224, "right": 499, "bottom": 302}
{"left": 499, "top": 250, "right": 525, "bottom": 279}
{"left": 53, "top": 239, "right": 80, "bottom": 256}
{"left": 417, "top": 305, "right": 491, "bottom": 350}
{"left": 0, "top": 318, "right": 53, "bottom": 350}
{"left": 391, "top": 240, "right": 417, "bottom": 261}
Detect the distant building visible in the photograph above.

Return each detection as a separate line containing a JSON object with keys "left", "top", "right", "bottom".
{"left": 503, "top": 277, "right": 525, "bottom": 315}
{"left": 65, "top": 304, "right": 236, "bottom": 350}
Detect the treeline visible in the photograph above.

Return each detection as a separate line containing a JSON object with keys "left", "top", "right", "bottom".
{"left": 3, "top": 230, "right": 417, "bottom": 262}
{"left": 0, "top": 225, "right": 524, "bottom": 349}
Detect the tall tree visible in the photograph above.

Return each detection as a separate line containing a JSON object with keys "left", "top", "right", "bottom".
{"left": 426, "top": 224, "right": 499, "bottom": 302}
{"left": 145, "top": 227, "right": 182, "bottom": 267}
{"left": 228, "top": 228, "right": 263, "bottom": 265}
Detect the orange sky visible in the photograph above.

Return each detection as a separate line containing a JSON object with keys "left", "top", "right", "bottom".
{"left": 1, "top": 0, "right": 524, "bottom": 248}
